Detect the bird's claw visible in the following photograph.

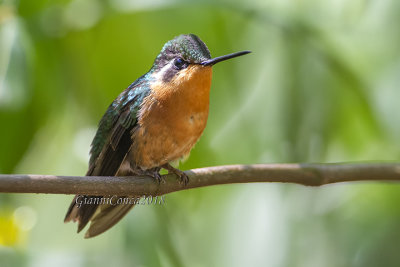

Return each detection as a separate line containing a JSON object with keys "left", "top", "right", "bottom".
{"left": 162, "top": 163, "right": 189, "bottom": 186}
{"left": 134, "top": 168, "right": 165, "bottom": 184}
{"left": 153, "top": 171, "right": 166, "bottom": 184}
{"left": 177, "top": 171, "right": 189, "bottom": 186}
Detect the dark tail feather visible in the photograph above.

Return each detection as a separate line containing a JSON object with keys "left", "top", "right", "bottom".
{"left": 84, "top": 202, "right": 134, "bottom": 238}
{"left": 64, "top": 150, "right": 136, "bottom": 237}
{"left": 64, "top": 195, "right": 99, "bottom": 233}
{"left": 64, "top": 194, "right": 135, "bottom": 238}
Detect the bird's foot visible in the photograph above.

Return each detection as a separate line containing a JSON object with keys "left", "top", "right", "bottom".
{"left": 162, "top": 163, "right": 189, "bottom": 186}
{"left": 134, "top": 168, "right": 165, "bottom": 184}
{"left": 148, "top": 167, "right": 165, "bottom": 184}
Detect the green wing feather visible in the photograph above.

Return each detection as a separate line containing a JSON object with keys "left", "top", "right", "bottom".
{"left": 64, "top": 74, "right": 151, "bottom": 237}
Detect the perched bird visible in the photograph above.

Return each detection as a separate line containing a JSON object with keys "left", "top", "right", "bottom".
{"left": 64, "top": 34, "right": 250, "bottom": 238}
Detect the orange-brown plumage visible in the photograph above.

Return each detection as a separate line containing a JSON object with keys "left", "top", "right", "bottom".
{"left": 133, "top": 65, "right": 212, "bottom": 168}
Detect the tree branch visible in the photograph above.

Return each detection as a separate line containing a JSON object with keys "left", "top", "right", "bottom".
{"left": 0, "top": 163, "right": 399, "bottom": 196}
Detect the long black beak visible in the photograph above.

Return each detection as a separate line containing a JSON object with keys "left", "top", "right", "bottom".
{"left": 201, "top": 50, "right": 251, "bottom": 66}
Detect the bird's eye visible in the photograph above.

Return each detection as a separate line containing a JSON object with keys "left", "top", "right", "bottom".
{"left": 173, "top": 58, "right": 188, "bottom": 70}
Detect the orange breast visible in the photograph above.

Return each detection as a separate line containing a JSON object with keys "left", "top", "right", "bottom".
{"left": 132, "top": 65, "right": 212, "bottom": 169}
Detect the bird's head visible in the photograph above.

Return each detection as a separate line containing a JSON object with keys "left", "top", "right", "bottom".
{"left": 151, "top": 34, "right": 250, "bottom": 84}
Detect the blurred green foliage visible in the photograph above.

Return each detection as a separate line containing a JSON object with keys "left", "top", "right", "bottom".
{"left": 1, "top": 0, "right": 400, "bottom": 266}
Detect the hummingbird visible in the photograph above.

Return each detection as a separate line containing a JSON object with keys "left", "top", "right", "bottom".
{"left": 64, "top": 34, "right": 250, "bottom": 238}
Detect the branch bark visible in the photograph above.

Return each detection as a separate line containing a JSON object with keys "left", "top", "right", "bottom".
{"left": 0, "top": 163, "right": 399, "bottom": 196}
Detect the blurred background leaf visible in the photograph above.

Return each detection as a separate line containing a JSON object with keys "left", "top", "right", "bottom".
{"left": 1, "top": 0, "right": 400, "bottom": 266}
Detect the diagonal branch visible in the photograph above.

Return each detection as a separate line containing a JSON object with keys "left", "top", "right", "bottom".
{"left": 0, "top": 163, "right": 399, "bottom": 196}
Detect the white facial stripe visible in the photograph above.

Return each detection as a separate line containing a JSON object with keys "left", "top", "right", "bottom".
{"left": 153, "top": 60, "right": 174, "bottom": 81}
